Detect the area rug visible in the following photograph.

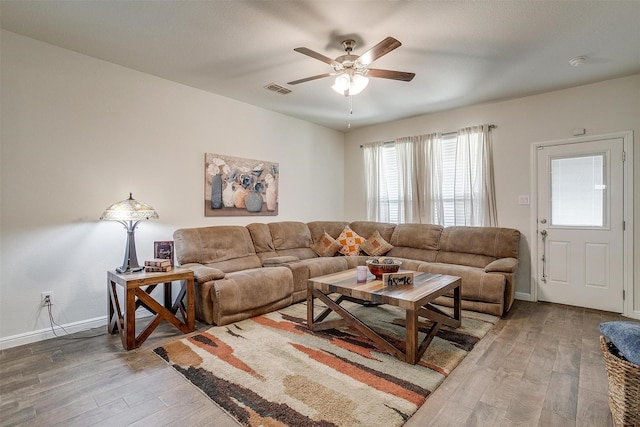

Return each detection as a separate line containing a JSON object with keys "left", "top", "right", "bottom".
{"left": 154, "top": 301, "right": 497, "bottom": 427}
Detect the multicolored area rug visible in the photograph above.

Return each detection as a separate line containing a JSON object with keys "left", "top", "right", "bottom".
{"left": 154, "top": 301, "right": 497, "bottom": 427}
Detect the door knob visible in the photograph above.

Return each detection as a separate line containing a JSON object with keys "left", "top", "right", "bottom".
{"left": 540, "top": 219, "right": 547, "bottom": 224}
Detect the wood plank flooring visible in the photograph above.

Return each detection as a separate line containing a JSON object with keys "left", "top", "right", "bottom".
{"left": 1, "top": 300, "right": 622, "bottom": 426}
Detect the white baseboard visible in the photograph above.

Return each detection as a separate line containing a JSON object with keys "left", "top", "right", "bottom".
{"left": 0, "top": 316, "right": 108, "bottom": 350}
{"left": 515, "top": 292, "right": 533, "bottom": 302}
{"left": 628, "top": 310, "right": 640, "bottom": 320}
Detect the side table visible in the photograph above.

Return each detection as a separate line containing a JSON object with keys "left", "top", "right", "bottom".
{"left": 107, "top": 268, "right": 195, "bottom": 350}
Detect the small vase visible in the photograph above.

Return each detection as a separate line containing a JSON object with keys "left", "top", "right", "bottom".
{"left": 233, "top": 188, "right": 249, "bottom": 208}
{"left": 211, "top": 174, "right": 222, "bottom": 209}
{"left": 245, "top": 191, "right": 263, "bottom": 212}
{"left": 222, "top": 181, "right": 235, "bottom": 207}
{"left": 266, "top": 180, "right": 277, "bottom": 211}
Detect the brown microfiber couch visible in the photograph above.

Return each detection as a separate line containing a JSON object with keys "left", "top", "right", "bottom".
{"left": 173, "top": 221, "right": 520, "bottom": 325}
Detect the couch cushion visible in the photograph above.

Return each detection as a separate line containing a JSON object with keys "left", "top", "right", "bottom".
{"left": 174, "top": 226, "right": 261, "bottom": 271}
{"left": 299, "top": 257, "right": 349, "bottom": 278}
{"left": 268, "top": 221, "right": 316, "bottom": 259}
{"left": 419, "top": 263, "right": 505, "bottom": 304}
{"left": 439, "top": 226, "right": 520, "bottom": 259}
{"left": 336, "top": 225, "right": 364, "bottom": 256}
{"left": 247, "top": 222, "right": 276, "bottom": 253}
{"left": 311, "top": 231, "right": 342, "bottom": 257}
{"left": 262, "top": 256, "right": 299, "bottom": 266}
{"left": 212, "top": 267, "right": 294, "bottom": 325}
{"left": 360, "top": 230, "right": 394, "bottom": 256}
{"left": 390, "top": 223, "right": 443, "bottom": 250}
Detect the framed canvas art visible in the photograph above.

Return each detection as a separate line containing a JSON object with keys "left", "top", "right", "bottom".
{"left": 205, "top": 153, "right": 279, "bottom": 217}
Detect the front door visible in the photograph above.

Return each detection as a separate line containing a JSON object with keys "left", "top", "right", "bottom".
{"left": 536, "top": 136, "right": 625, "bottom": 312}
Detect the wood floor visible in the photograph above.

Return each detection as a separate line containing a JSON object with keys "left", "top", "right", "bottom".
{"left": 1, "top": 300, "right": 622, "bottom": 426}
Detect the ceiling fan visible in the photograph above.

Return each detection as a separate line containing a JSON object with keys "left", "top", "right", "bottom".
{"left": 287, "top": 36, "right": 415, "bottom": 96}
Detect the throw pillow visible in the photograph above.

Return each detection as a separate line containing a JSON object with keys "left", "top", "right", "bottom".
{"left": 336, "top": 225, "right": 364, "bottom": 257}
{"left": 600, "top": 321, "right": 640, "bottom": 365}
{"left": 360, "top": 230, "right": 394, "bottom": 256}
{"left": 311, "top": 232, "right": 342, "bottom": 257}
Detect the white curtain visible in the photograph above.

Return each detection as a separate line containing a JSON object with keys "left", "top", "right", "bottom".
{"left": 363, "top": 125, "right": 497, "bottom": 226}
{"left": 443, "top": 125, "right": 498, "bottom": 226}
{"left": 395, "top": 134, "right": 440, "bottom": 224}
{"left": 363, "top": 141, "right": 390, "bottom": 222}
{"left": 395, "top": 137, "right": 416, "bottom": 223}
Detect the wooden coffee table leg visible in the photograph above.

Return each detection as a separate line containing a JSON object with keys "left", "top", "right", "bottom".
{"left": 405, "top": 309, "right": 418, "bottom": 364}
{"left": 453, "top": 285, "right": 461, "bottom": 323}
{"left": 307, "top": 287, "right": 314, "bottom": 328}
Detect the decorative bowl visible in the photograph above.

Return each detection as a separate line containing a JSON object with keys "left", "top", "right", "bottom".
{"left": 365, "top": 257, "right": 402, "bottom": 280}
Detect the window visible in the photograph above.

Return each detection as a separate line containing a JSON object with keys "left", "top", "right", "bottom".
{"left": 382, "top": 144, "right": 400, "bottom": 223}
{"left": 366, "top": 125, "right": 496, "bottom": 227}
{"left": 551, "top": 154, "right": 605, "bottom": 227}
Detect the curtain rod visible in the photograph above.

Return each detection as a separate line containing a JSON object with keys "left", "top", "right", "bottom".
{"left": 360, "top": 124, "right": 496, "bottom": 148}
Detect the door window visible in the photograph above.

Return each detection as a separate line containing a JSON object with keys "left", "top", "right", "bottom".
{"left": 550, "top": 154, "right": 606, "bottom": 227}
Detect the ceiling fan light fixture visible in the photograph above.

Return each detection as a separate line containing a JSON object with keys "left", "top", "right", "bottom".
{"left": 331, "top": 73, "right": 369, "bottom": 96}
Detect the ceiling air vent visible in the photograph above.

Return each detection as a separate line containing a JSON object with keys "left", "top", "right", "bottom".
{"left": 264, "top": 83, "right": 292, "bottom": 95}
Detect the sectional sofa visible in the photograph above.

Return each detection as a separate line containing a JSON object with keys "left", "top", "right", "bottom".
{"left": 173, "top": 221, "right": 520, "bottom": 325}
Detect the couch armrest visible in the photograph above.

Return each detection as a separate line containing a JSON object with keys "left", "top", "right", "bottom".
{"left": 262, "top": 256, "right": 300, "bottom": 266}
{"left": 485, "top": 257, "right": 519, "bottom": 273}
{"left": 180, "top": 263, "right": 226, "bottom": 283}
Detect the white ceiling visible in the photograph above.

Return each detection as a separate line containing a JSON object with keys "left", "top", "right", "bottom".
{"left": 2, "top": 1, "right": 639, "bottom": 131}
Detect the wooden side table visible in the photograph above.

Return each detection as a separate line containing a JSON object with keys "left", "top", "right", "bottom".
{"left": 107, "top": 268, "right": 195, "bottom": 350}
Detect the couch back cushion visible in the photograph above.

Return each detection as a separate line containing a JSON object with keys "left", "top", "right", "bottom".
{"left": 389, "top": 223, "right": 443, "bottom": 250}
{"left": 268, "top": 221, "right": 317, "bottom": 259}
{"left": 307, "top": 221, "right": 350, "bottom": 241}
{"left": 173, "top": 226, "right": 261, "bottom": 272}
{"left": 349, "top": 221, "right": 396, "bottom": 243}
{"left": 436, "top": 226, "right": 520, "bottom": 268}
{"left": 387, "top": 223, "right": 443, "bottom": 262}
{"left": 246, "top": 223, "right": 276, "bottom": 253}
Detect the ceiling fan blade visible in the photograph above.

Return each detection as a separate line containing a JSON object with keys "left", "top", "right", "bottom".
{"left": 287, "top": 73, "right": 333, "bottom": 85}
{"left": 366, "top": 68, "right": 415, "bottom": 82}
{"left": 293, "top": 47, "right": 340, "bottom": 67}
{"left": 358, "top": 37, "right": 402, "bottom": 66}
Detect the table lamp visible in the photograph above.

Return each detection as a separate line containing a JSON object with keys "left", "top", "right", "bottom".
{"left": 101, "top": 193, "right": 159, "bottom": 273}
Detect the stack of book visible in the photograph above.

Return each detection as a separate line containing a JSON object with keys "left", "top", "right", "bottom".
{"left": 144, "top": 258, "right": 172, "bottom": 272}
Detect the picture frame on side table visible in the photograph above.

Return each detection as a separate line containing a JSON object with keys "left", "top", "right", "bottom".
{"left": 154, "top": 241, "right": 174, "bottom": 266}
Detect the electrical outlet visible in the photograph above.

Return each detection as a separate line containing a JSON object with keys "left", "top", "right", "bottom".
{"left": 41, "top": 291, "right": 54, "bottom": 306}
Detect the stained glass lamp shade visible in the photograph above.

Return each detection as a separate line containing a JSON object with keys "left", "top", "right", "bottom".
{"left": 101, "top": 193, "right": 159, "bottom": 273}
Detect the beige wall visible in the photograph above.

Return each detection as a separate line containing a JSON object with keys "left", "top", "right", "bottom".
{"left": 0, "top": 31, "right": 345, "bottom": 344}
{"left": 344, "top": 74, "right": 640, "bottom": 313}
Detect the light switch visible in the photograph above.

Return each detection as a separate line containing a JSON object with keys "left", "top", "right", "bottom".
{"left": 518, "top": 195, "right": 529, "bottom": 205}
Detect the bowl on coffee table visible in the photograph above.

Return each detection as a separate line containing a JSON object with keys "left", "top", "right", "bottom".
{"left": 365, "top": 257, "right": 402, "bottom": 280}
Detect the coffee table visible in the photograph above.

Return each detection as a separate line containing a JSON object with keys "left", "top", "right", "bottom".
{"left": 307, "top": 268, "right": 461, "bottom": 364}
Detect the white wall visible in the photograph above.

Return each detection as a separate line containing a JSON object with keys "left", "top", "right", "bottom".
{"left": 344, "top": 74, "right": 640, "bottom": 313}
{"left": 0, "top": 31, "right": 345, "bottom": 346}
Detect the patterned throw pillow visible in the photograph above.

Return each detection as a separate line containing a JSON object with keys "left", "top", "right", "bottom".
{"left": 311, "top": 231, "right": 342, "bottom": 257}
{"left": 360, "top": 230, "right": 394, "bottom": 256}
{"left": 336, "top": 225, "right": 364, "bottom": 256}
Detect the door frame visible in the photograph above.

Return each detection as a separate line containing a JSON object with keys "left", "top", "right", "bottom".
{"left": 529, "top": 131, "right": 634, "bottom": 317}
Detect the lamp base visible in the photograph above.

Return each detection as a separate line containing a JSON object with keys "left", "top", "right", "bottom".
{"left": 116, "top": 224, "right": 143, "bottom": 274}
{"left": 116, "top": 265, "right": 145, "bottom": 274}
